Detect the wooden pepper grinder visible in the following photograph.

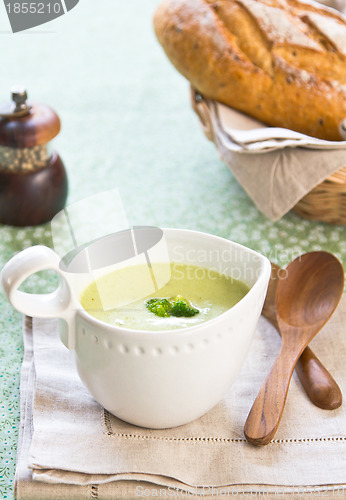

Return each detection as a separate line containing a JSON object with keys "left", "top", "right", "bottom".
{"left": 0, "top": 87, "right": 68, "bottom": 226}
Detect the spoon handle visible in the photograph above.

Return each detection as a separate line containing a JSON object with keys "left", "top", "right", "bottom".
{"left": 262, "top": 262, "right": 342, "bottom": 411}
{"left": 244, "top": 338, "right": 301, "bottom": 446}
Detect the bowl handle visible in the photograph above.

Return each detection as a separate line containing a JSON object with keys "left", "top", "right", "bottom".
{"left": 1, "top": 245, "right": 77, "bottom": 348}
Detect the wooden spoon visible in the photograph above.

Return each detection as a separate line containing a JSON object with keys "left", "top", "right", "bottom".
{"left": 244, "top": 251, "right": 344, "bottom": 446}
{"left": 262, "top": 261, "right": 343, "bottom": 410}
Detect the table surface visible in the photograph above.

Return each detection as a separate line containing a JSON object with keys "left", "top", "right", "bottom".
{"left": 0, "top": 1, "right": 345, "bottom": 498}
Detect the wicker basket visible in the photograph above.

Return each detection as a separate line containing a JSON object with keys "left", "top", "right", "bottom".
{"left": 292, "top": 166, "right": 346, "bottom": 225}
{"left": 191, "top": 87, "right": 346, "bottom": 225}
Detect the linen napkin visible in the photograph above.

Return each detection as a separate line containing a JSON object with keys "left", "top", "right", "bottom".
{"left": 214, "top": 103, "right": 346, "bottom": 152}
{"left": 15, "top": 295, "right": 346, "bottom": 499}
{"left": 191, "top": 95, "right": 346, "bottom": 221}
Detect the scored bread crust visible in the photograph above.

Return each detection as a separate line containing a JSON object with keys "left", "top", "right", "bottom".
{"left": 154, "top": 0, "right": 346, "bottom": 141}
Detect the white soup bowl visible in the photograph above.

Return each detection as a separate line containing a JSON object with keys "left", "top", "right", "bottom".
{"left": 1, "top": 228, "right": 270, "bottom": 428}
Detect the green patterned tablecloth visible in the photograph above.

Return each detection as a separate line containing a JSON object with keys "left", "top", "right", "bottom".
{"left": 0, "top": 1, "right": 345, "bottom": 498}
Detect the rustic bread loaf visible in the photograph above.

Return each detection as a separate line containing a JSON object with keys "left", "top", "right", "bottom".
{"left": 154, "top": 0, "right": 346, "bottom": 141}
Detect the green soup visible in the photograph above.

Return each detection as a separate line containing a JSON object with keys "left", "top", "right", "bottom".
{"left": 80, "top": 263, "right": 249, "bottom": 331}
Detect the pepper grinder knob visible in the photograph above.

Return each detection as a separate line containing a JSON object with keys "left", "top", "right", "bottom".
{"left": 11, "top": 86, "right": 31, "bottom": 116}
{"left": 0, "top": 86, "right": 32, "bottom": 118}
